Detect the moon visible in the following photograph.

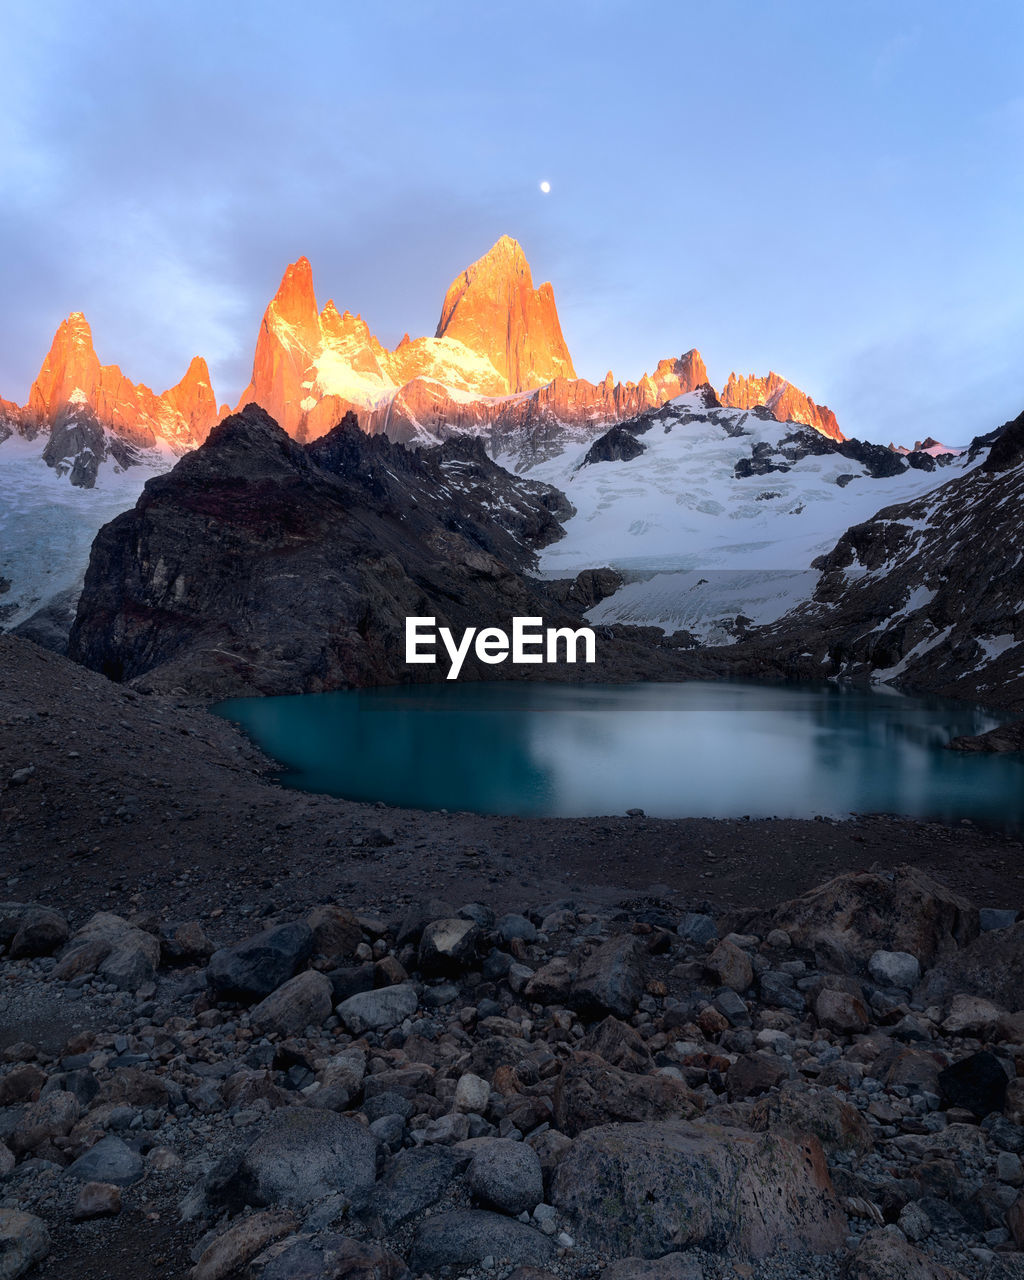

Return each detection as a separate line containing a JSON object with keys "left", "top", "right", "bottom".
{"left": 539, "top": 180, "right": 551, "bottom": 194}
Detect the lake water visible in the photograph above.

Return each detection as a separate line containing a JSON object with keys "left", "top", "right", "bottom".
{"left": 212, "top": 681, "right": 1024, "bottom": 827}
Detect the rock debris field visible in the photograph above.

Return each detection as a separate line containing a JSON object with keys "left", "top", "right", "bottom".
{"left": 1, "top": 862, "right": 1024, "bottom": 1280}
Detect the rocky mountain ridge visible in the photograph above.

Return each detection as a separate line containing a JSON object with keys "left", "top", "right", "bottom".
{"left": 0, "top": 237, "right": 846, "bottom": 486}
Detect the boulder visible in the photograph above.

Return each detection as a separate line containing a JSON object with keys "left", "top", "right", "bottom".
{"left": 336, "top": 984, "right": 418, "bottom": 1035}
{"left": 307, "top": 904, "right": 363, "bottom": 965}
{"left": 744, "top": 866, "right": 977, "bottom": 972}
{"left": 749, "top": 1088, "right": 874, "bottom": 1156}
{"left": 160, "top": 921, "right": 215, "bottom": 965}
{"left": 867, "top": 950, "right": 921, "bottom": 990}
{"left": 190, "top": 1210, "right": 298, "bottom": 1280}
{"left": 8, "top": 907, "right": 69, "bottom": 958}
{"left": 551, "top": 1120, "right": 846, "bottom": 1259}
{"left": 418, "top": 918, "right": 481, "bottom": 977}
{"left": 580, "top": 1017, "right": 652, "bottom": 1073}
{"left": 57, "top": 912, "right": 160, "bottom": 992}
{"left": 552, "top": 1052, "right": 702, "bottom": 1137}
{"left": 67, "top": 1136, "right": 144, "bottom": 1186}
{"left": 207, "top": 922, "right": 314, "bottom": 1002}
{"left": 725, "top": 1052, "right": 791, "bottom": 1101}
{"left": 250, "top": 969, "right": 334, "bottom": 1037}
{"left": 467, "top": 1139, "right": 544, "bottom": 1215}
{"left": 409, "top": 1210, "right": 555, "bottom": 1271}
{"left": 601, "top": 1258, "right": 705, "bottom": 1280}
{"left": 815, "top": 988, "right": 869, "bottom": 1035}
{"left": 937, "top": 1051, "right": 1010, "bottom": 1118}
{"left": 248, "top": 1235, "right": 410, "bottom": 1280}
{"left": 0, "top": 1209, "right": 50, "bottom": 1280}
{"left": 209, "top": 1110, "right": 378, "bottom": 1212}
{"left": 920, "top": 922, "right": 1024, "bottom": 1012}
{"left": 844, "top": 1227, "right": 967, "bottom": 1278}
{"left": 571, "top": 936, "right": 645, "bottom": 1020}
{"left": 366, "top": 1147, "right": 460, "bottom": 1234}
{"left": 72, "top": 1182, "right": 122, "bottom": 1221}
{"left": 704, "top": 940, "right": 752, "bottom": 993}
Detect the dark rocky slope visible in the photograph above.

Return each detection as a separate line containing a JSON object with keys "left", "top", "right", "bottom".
{"left": 727, "top": 411, "right": 1024, "bottom": 715}
{"left": 67, "top": 406, "right": 698, "bottom": 697}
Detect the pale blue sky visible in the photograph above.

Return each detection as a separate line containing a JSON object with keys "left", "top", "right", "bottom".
{"left": 3, "top": 0, "right": 1022, "bottom": 443}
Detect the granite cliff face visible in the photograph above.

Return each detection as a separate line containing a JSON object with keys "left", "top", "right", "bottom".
{"left": 720, "top": 370, "right": 843, "bottom": 443}
{"left": 28, "top": 313, "right": 217, "bottom": 453}
{"left": 67, "top": 405, "right": 690, "bottom": 696}
{"left": 434, "top": 234, "right": 576, "bottom": 391}
{"left": 1, "top": 237, "right": 848, "bottom": 487}
{"left": 230, "top": 239, "right": 842, "bottom": 460}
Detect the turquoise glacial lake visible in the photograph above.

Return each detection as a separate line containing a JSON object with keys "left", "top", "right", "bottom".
{"left": 212, "top": 681, "right": 1024, "bottom": 827}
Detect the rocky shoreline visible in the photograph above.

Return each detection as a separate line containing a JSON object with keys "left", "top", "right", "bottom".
{"left": 1, "top": 864, "right": 1023, "bottom": 1280}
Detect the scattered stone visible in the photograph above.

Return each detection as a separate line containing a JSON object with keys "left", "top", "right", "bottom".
{"left": 454, "top": 1072, "right": 491, "bottom": 1114}
{"left": 72, "top": 1182, "right": 122, "bottom": 1221}
{"left": 336, "top": 983, "right": 418, "bottom": 1034}
{"left": 868, "top": 949, "right": 921, "bottom": 990}
{"left": 250, "top": 968, "right": 334, "bottom": 1037}
{"left": 67, "top": 1136, "right": 144, "bottom": 1186}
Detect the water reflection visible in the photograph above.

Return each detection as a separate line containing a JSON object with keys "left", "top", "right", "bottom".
{"left": 211, "top": 681, "right": 1024, "bottom": 827}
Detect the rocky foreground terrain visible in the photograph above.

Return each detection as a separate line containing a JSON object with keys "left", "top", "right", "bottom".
{"left": 1, "top": 862, "right": 1024, "bottom": 1280}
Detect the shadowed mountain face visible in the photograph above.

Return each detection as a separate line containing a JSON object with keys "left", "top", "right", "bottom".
{"left": 66, "top": 405, "right": 696, "bottom": 697}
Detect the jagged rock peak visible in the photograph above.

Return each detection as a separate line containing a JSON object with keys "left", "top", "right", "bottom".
{"left": 435, "top": 235, "right": 577, "bottom": 393}
{"left": 720, "top": 370, "right": 843, "bottom": 442}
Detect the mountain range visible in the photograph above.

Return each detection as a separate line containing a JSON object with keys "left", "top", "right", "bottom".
{"left": 0, "top": 235, "right": 844, "bottom": 486}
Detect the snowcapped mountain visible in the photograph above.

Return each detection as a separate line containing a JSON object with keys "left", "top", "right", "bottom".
{"left": 528, "top": 392, "right": 974, "bottom": 644}
{"left": 0, "top": 233, "right": 975, "bottom": 655}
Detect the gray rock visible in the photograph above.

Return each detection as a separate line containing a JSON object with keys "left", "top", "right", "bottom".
{"left": 418, "top": 918, "right": 481, "bottom": 977}
{"left": 497, "top": 914, "right": 538, "bottom": 943}
{"left": 72, "top": 1182, "right": 122, "bottom": 1221}
{"left": 67, "top": 1135, "right": 144, "bottom": 1186}
{"left": 367, "top": 1147, "right": 460, "bottom": 1234}
{"left": 552, "top": 1120, "right": 846, "bottom": 1259}
{"left": 601, "top": 1257, "right": 705, "bottom": 1280}
{"left": 468, "top": 1139, "right": 544, "bottom": 1216}
{"left": 0, "top": 1209, "right": 50, "bottom": 1280}
{"left": 250, "top": 969, "right": 333, "bottom": 1037}
{"left": 677, "top": 913, "right": 717, "bottom": 945}
{"left": 571, "top": 935, "right": 644, "bottom": 1020}
{"left": 250, "top": 1235, "right": 409, "bottom": 1280}
{"left": 336, "top": 983, "right": 418, "bottom": 1034}
{"left": 868, "top": 949, "right": 921, "bottom": 990}
{"left": 980, "top": 908, "right": 1019, "bottom": 932}
{"left": 213, "top": 1110, "right": 378, "bottom": 1212}
{"left": 207, "top": 921, "right": 314, "bottom": 1002}
{"left": 410, "top": 1210, "right": 555, "bottom": 1271}
{"left": 8, "top": 907, "right": 69, "bottom": 958}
